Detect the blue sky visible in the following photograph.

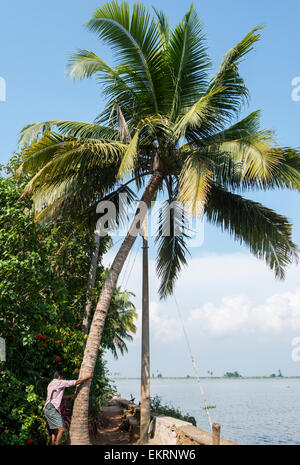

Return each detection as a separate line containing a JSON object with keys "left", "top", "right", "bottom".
{"left": 1, "top": 0, "right": 300, "bottom": 377}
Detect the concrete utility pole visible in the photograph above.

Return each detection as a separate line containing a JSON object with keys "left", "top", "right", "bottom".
{"left": 140, "top": 215, "right": 150, "bottom": 444}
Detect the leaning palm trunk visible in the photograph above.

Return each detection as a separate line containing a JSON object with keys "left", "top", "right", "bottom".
{"left": 70, "top": 172, "right": 163, "bottom": 445}
{"left": 82, "top": 230, "right": 101, "bottom": 334}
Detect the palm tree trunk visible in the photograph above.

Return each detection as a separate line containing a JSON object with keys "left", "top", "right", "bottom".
{"left": 69, "top": 172, "right": 163, "bottom": 445}
{"left": 82, "top": 230, "right": 101, "bottom": 335}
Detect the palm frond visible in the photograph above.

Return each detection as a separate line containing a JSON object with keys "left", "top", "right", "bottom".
{"left": 88, "top": 1, "right": 162, "bottom": 112}
{"left": 187, "top": 111, "right": 300, "bottom": 191}
{"left": 19, "top": 121, "right": 55, "bottom": 149}
{"left": 153, "top": 7, "right": 169, "bottom": 48}
{"left": 68, "top": 49, "right": 114, "bottom": 80}
{"left": 207, "top": 25, "right": 264, "bottom": 120}
{"left": 20, "top": 138, "right": 126, "bottom": 197}
{"left": 17, "top": 132, "right": 67, "bottom": 176}
{"left": 205, "top": 185, "right": 299, "bottom": 279}
{"left": 174, "top": 87, "right": 224, "bottom": 138}
{"left": 168, "top": 5, "right": 210, "bottom": 118}
{"left": 155, "top": 199, "right": 190, "bottom": 299}
{"left": 117, "top": 129, "right": 139, "bottom": 179}
{"left": 178, "top": 153, "right": 213, "bottom": 214}
{"left": 19, "top": 120, "right": 117, "bottom": 151}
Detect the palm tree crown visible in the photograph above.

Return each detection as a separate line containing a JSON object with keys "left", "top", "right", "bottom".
{"left": 18, "top": 1, "right": 300, "bottom": 298}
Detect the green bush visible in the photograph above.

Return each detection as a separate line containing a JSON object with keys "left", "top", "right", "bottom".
{"left": 150, "top": 395, "right": 197, "bottom": 426}
{"left": 0, "top": 174, "right": 135, "bottom": 445}
{"left": 0, "top": 368, "right": 49, "bottom": 445}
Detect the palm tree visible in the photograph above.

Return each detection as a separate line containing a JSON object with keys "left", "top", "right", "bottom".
{"left": 103, "top": 286, "right": 137, "bottom": 358}
{"left": 17, "top": 128, "right": 136, "bottom": 335}
{"left": 17, "top": 2, "right": 300, "bottom": 444}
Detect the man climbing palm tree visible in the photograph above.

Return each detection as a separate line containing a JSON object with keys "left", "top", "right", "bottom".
{"left": 44, "top": 370, "right": 93, "bottom": 445}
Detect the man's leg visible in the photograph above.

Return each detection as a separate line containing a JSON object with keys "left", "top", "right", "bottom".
{"left": 55, "top": 427, "right": 66, "bottom": 445}
{"left": 51, "top": 430, "right": 56, "bottom": 445}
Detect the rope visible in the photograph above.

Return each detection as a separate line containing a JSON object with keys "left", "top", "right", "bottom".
{"left": 123, "top": 236, "right": 141, "bottom": 290}
{"left": 119, "top": 238, "right": 135, "bottom": 289}
{"left": 173, "top": 294, "right": 213, "bottom": 430}
{"left": 107, "top": 236, "right": 131, "bottom": 289}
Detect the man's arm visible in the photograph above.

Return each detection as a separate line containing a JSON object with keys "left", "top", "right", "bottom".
{"left": 63, "top": 394, "right": 75, "bottom": 400}
{"left": 75, "top": 373, "right": 93, "bottom": 385}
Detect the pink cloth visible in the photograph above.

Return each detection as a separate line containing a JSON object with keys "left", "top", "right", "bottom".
{"left": 44, "top": 379, "right": 76, "bottom": 413}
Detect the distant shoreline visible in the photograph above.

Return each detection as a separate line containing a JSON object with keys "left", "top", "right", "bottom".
{"left": 113, "top": 376, "right": 300, "bottom": 380}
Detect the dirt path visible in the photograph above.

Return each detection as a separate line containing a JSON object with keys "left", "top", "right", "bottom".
{"left": 92, "top": 406, "right": 135, "bottom": 445}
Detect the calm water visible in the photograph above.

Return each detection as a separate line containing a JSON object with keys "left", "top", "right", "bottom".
{"left": 113, "top": 378, "right": 300, "bottom": 445}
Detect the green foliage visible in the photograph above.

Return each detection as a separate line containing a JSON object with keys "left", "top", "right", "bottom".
{"left": 0, "top": 173, "right": 136, "bottom": 444}
{"left": 224, "top": 371, "right": 242, "bottom": 378}
{"left": 17, "top": 1, "right": 300, "bottom": 302}
{"left": 150, "top": 395, "right": 196, "bottom": 426}
{"left": 0, "top": 368, "right": 49, "bottom": 445}
{"left": 102, "top": 287, "right": 137, "bottom": 358}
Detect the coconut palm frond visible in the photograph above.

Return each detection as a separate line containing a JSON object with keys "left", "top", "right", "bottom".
{"left": 19, "top": 120, "right": 117, "bottom": 151}
{"left": 20, "top": 139, "right": 126, "bottom": 197}
{"left": 208, "top": 25, "right": 264, "bottom": 120}
{"left": 205, "top": 185, "right": 299, "bottom": 279}
{"left": 68, "top": 49, "right": 114, "bottom": 80}
{"left": 117, "top": 129, "right": 140, "bottom": 179}
{"left": 88, "top": 1, "right": 162, "bottom": 113}
{"left": 153, "top": 7, "right": 169, "bottom": 48}
{"left": 17, "top": 132, "right": 67, "bottom": 176}
{"left": 155, "top": 198, "right": 190, "bottom": 299}
{"left": 178, "top": 153, "right": 213, "bottom": 215}
{"left": 168, "top": 5, "right": 210, "bottom": 118}
{"left": 19, "top": 121, "right": 58, "bottom": 150}
{"left": 185, "top": 111, "right": 300, "bottom": 192}
{"left": 174, "top": 87, "right": 224, "bottom": 138}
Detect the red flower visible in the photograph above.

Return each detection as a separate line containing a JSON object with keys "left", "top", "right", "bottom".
{"left": 27, "top": 439, "right": 33, "bottom": 445}
{"left": 36, "top": 333, "right": 42, "bottom": 340}
{"left": 42, "top": 335, "right": 46, "bottom": 340}
{"left": 58, "top": 340, "right": 63, "bottom": 344}
{"left": 56, "top": 356, "right": 60, "bottom": 361}
{"left": 42, "top": 343, "right": 47, "bottom": 347}
{"left": 74, "top": 368, "right": 79, "bottom": 372}
{"left": 66, "top": 333, "right": 70, "bottom": 336}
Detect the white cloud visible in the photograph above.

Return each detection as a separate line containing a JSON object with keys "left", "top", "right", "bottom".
{"left": 131, "top": 301, "right": 183, "bottom": 344}
{"left": 141, "top": 288, "right": 300, "bottom": 341}
{"left": 104, "top": 249, "right": 300, "bottom": 376}
{"left": 252, "top": 289, "right": 300, "bottom": 333}
{"left": 128, "top": 289, "right": 300, "bottom": 348}
{"left": 189, "top": 296, "right": 251, "bottom": 335}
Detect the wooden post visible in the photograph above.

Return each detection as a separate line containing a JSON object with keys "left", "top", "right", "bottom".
{"left": 140, "top": 215, "right": 150, "bottom": 444}
{"left": 212, "top": 423, "right": 221, "bottom": 445}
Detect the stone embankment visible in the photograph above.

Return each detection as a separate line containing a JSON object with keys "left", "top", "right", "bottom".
{"left": 106, "top": 397, "right": 236, "bottom": 445}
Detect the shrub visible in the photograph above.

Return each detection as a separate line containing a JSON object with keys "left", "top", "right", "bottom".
{"left": 150, "top": 395, "right": 197, "bottom": 426}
